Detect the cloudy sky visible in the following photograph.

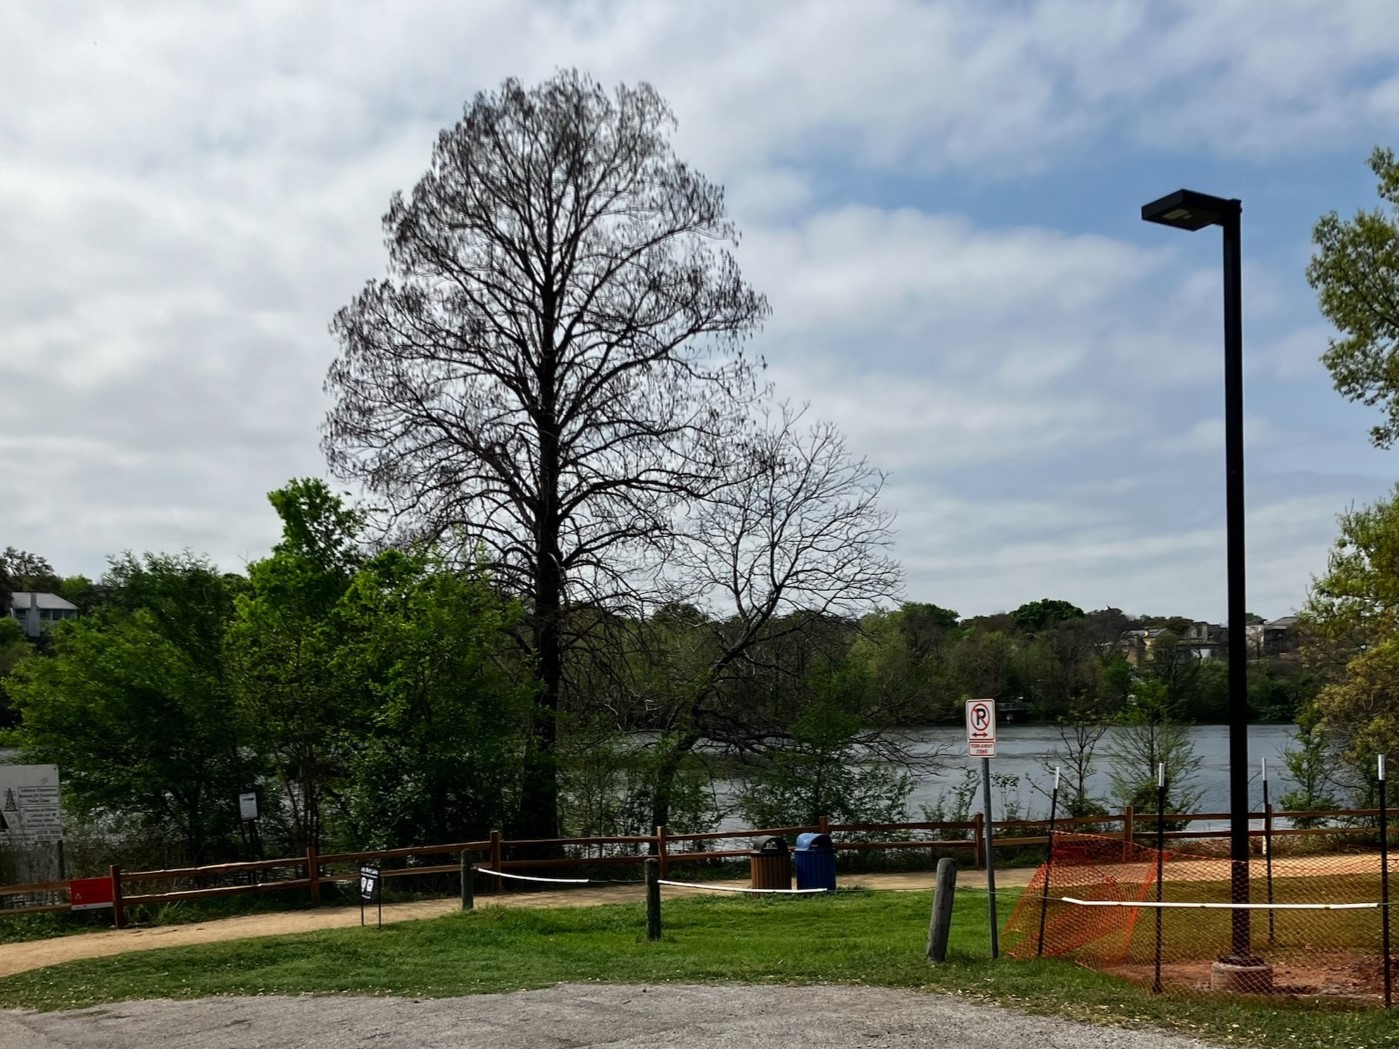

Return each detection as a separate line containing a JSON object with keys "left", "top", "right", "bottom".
{"left": 4, "top": 0, "right": 1398, "bottom": 621}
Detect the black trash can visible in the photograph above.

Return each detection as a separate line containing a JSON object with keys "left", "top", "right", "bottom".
{"left": 793, "top": 832, "right": 836, "bottom": 891}
{"left": 750, "top": 835, "right": 792, "bottom": 890}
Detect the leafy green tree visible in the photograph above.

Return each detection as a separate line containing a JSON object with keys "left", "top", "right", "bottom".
{"left": 54, "top": 576, "right": 102, "bottom": 613}
{"left": 1308, "top": 145, "right": 1399, "bottom": 448}
{"left": 848, "top": 602, "right": 962, "bottom": 722}
{"left": 1106, "top": 679, "right": 1203, "bottom": 819}
{"left": 0, "top": 548, "right": 60, "bottom": 594}
{"left": 8, "top": 554, "right": 249, "bottom": 862}
{"left": 1011, "top": 598, "right": 1085, "bottom": 634}
{"left": 1301, "top": 485, "right": 1399, "bottom": 789}
{"left": 333, "top": 549, "right": 529, "bottom": 848}
{"left": 0, "top": 618, "right": 30, "bottom": 727}
{"left": 736, "top": 666, "right": 912, "bottom": 829}
{"left": 226, "top": 480, "right": 364, "bottom": 851}
{"left": 1278, "top": 703, "right": 1343, "bottom": 827}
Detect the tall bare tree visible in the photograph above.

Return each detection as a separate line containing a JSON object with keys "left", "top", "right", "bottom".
{"left": 637, "top": 407, "right": 903, "bottom": 828}
{"left": 324, "top": 72, "right": 768, "bottom": 839}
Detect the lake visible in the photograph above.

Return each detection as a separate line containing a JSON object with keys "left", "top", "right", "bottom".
{"left": 715, "top": 722, "right": 1303, "bottom": 830}
{"left": 898, "top": 722, "right": 1300, "bottom": 822}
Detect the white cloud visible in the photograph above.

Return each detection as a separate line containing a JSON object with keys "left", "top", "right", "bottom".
{"left": 0, "top": 0, "right": 1394, "bottom": 623}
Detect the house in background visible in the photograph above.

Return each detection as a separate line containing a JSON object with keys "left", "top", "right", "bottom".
{"left": 6, "top": 592, "right": 79, "bottom": 639}
{"left": 1112, "top": 621, "right": 1227, "bottom": 665}
{"left": 1245, "top": 616, "right": 1300, "bottom": 658}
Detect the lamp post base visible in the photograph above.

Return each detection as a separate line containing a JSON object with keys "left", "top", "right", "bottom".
{"left": 1210, "top": 956, "right": 1273, "bottom": 994}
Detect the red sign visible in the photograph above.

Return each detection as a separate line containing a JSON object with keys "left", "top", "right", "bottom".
{"left": 69, "top": 876, "right": 114, "bottom": 911}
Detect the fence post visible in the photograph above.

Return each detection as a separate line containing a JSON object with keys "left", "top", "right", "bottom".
{"left": 645, "top": 857, "right": 662, "bottom": 941}
{"left": 460, "top": 851, "right": 474, "bottom": 910}
{"left": 819, "top": 814, "right": 830, "bottom": 836}
{"left": 927, "top": 857, "right": 958, "bottom": 962}
{"left": 306, "top": 846, "right": 321, "bottom": 905}
{"left": 109, "top": 864, "right": 125, "bottom": 930}
{"left": 972, "top": 812, "right": 984, "bottom": 868}
{"left": 490, "top": 829, "right": 503, "bottom": 893}
{"left": 655, "top": 824, "right": 669, "bottom": 878}
{"left": 1123, "top": 805, "right": 1135, "bottom": 849}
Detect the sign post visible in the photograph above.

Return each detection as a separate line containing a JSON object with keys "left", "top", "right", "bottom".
{"left": 965, "top": 698, "right": 998, "bottom": 959}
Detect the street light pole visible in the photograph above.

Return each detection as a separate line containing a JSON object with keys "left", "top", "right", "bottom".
{"left": 1219, "top": 200, "right": 1252, "bottom": 964}
{"left": 1142, "top": 190, "right": 1263, "bottom": 975}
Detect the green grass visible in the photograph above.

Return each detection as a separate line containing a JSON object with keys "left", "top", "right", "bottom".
{"left": 0, "top": 889, "right": 1392, "bottom": 1047}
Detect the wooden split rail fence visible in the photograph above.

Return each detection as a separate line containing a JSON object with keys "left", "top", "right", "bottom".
{"left": 0, "top": 806, "right": 1384, "bottom": 927}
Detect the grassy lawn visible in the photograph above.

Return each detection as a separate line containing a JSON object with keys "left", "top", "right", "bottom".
{"left": 0, "top": 889, "right": 1391, "bottom": 1047}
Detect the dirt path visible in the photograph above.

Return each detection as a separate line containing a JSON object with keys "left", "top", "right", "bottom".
{"left": 0, "top": 868, "right": 1032, "bottom": 979}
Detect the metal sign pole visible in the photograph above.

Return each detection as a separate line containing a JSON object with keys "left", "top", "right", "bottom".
{"left": 982, "top": 756, "right": 998, "bottom": 959}
{"left": 1036, "top": 766, "right": 1059, "bottom": 958}
{"left": 1154, "top": 763, "right": 1165, "bottom": 995}
{"left": 1380, "top": 755, "right": 1391, "bottom": 1009}
{"left": 1262, "top": 758, "right": 1275, "bottom": 945}
{"left": 965, "top": 699, "right": 999, "bottom": 961}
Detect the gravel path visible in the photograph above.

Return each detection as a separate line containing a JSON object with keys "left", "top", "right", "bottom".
{"left": 0, "top": 983, "right": 1224, "bottom": 1049}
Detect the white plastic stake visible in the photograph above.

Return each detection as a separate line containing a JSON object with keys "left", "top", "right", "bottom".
{"left": 1157, "top": 763, "right": 1166, "bottom": 788}
{"left": 1380, "top": 754, "right": 1387, "bottom": 783}
{"left": 1053, "top": 766, "right": 1060, "bottom": 791}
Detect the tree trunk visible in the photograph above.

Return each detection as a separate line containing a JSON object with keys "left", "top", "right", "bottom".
{"left": 649, "top": 731, "right": 703, "bottom": 832}
{"left": 518, "top": 303, "right": 563, "bottom": 847}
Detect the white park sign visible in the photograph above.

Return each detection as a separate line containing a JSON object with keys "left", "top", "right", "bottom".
{"left": 0, "top": 764, "right": 62, "bottom": 845}
{"left": 965, "top": 698, "right": 996, "bottom": 758}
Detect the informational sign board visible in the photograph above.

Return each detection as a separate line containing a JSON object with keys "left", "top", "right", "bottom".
{"left": 238, "top": 792, "right": 259, "bottom": 822}
{"left": 965, "top": 698, "right": 997, "bottom": 758}
{"left": 359, "top": 865, "right": 382, "bottom": 901}
{"left": 0, "top": 765, "right": 62, "bottom": 845}
{"left": 359, "top": 864, "right": 383, "bottom": 929}
{"left": 69, "top": 876, "right": 114, "bottom": 911}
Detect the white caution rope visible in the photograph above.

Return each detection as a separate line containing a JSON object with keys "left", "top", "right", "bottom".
{"left": 1061, "top": 896, "right": 1380, "bottom": 911}
{"left": 474, "top": 868, "right": 593, "bottom": 884}
{"left": 658, "top": 879, "right": 830, "bottom": 895}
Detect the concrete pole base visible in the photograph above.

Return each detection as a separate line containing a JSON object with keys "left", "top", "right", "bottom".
{"left": 1209, "top": 958, "right": 1274, "bottom": 994}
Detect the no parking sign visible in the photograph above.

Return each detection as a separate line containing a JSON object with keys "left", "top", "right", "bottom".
{"left": 965, "top": 698, "right": 996, "bottom": 757}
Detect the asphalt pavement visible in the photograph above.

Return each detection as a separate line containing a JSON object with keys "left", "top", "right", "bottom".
{"left": 0, "top": 983, "right": 1224, "bottom": 1049}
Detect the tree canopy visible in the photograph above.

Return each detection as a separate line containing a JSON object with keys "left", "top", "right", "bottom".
{"left": 1301, "top": 485, "right": 1399, "bottom": 770}
{"left": 1308, "top": 145, "right": 1399, "bottom": 448}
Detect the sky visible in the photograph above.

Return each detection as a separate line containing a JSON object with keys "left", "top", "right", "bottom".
{"left": 4, "top": 0, "right": 1399, "bottom": 622}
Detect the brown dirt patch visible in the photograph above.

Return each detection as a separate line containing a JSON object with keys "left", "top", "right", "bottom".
{"left": 1102, "top": 953, "right": 1391, "bottom": 1002}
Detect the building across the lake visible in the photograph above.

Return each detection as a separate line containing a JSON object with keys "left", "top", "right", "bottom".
{"left": 1111, "top": 617, "right": 1298, "bottom": 665}
{"left": 5, "top": 592, "right": 79, "bottom": 639}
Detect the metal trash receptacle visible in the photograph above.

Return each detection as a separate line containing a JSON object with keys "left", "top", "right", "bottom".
{"left": 793, "top": 832, "right": 836, "bottom": 891}
{"left": 749, "top": 835, "right": 791, "bottom": 890}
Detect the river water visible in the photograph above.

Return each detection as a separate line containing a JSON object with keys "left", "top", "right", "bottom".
{"left": 715, "top": 723, "right": 1302, "bottom": 830}
{"left": 896, "top": 722, "right": 1299, "bottom": 822}
{"left": 5, "top": 724, "right": 1307, "bottom": 834}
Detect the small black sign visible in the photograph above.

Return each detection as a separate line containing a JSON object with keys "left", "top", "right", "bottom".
{"left": 359, "top": 865, "right": 381, "bottom": 901}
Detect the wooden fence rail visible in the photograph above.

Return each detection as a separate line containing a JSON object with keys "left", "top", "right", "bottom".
{"left": 2, "top": 804, "right": 1389, "bottom": 926}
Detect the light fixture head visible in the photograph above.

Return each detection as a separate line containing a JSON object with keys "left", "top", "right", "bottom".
{"left": 1142, "top": 189, "right": 1239, "bottom": 231}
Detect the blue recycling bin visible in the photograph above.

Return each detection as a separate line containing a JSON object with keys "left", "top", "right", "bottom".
{"left": 793, "top": 832, "right": 836, "bottom": 891}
